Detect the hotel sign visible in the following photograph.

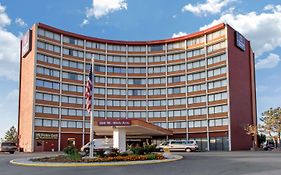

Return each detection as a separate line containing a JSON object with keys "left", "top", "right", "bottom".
{"left": 98, "top": 119, "right": 131, "bottom": 126}
{"left": 21, "top": 29, "right": 32, "bottom": 57}
{"left": 235, "top": 31, "right": 246, "bottom": 51}
{"left": 35, "top": 133, "right": 58, "bottom": 140}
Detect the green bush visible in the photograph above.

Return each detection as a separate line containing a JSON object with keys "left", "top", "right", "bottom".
{"left": 63, "top": 145, "right": 81, "bottom": 161}
{"left": 146, "top": 154, "right": 156, "bottom": 160}
{"left": 130, "top": 147, "right": 145, "bottom": 155}
{"left": 144, "top": 144, "right": 156, "bottom": 154}
{"left": 120, "top": 152, "right": 129, "bottom": 156}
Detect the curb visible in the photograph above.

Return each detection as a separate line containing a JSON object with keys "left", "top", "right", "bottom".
{"left": 10, "top": 155, "right": 183, "bottom": 167}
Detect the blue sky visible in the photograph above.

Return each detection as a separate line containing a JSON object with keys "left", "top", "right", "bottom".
{"left": 0, "top": 0, "right": 280, "bottom": 138}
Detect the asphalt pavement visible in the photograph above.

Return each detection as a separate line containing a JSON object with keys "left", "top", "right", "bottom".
{"left": 1, "top": 151, "right": 281, "bottom": 175}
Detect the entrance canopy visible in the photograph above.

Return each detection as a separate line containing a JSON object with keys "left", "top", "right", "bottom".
{"left": 93, "top": 118, "right": 172, "bottom": 136}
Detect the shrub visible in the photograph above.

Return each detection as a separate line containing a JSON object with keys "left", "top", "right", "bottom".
{"left": 63, "top": 145, "right": 81, "bottom": 161}
{"left": 130, "top": 147, "right": 145, "bottom": 155}
{"left": 144, "top": 144, "right": 156, "bottom": 154}
{"left": 146, "top": 154, "right": 156, "bottom": 160}
{"left": 120, "top": 152, "right": 129, "bottom": 156}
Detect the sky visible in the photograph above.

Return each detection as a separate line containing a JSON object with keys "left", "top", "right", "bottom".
{"left": 0, "top": 0, "right": 280, "bottom": 138}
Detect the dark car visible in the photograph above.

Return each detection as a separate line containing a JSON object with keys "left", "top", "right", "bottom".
{"left": 0, "top": 142, "right": 17, "bottom": 154}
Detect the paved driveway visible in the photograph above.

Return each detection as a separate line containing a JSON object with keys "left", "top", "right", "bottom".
{"left": 1, "top": 151, "right": 281, "bottom": 175}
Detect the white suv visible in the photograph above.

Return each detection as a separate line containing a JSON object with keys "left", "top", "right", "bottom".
{"left": 157, "top": 140, "right": 198, "bottom": 152}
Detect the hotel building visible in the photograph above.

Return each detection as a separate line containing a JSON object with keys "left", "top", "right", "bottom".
{"left": 18, "top": 23, "right": 256, "bottom": 152}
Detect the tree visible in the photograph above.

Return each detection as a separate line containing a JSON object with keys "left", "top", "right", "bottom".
{"left": 260, "top": 107, "right": 281, "bottom": 148}
{"left": 4, "top": 126, "right": 18, "bottom": 143}
{"left": 244, "top": 124, "right": 258, "bottom": 149}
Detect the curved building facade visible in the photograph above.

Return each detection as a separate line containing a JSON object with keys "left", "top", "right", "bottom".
{"left": 18, "top": 23, "right": 257, "bottom": 152}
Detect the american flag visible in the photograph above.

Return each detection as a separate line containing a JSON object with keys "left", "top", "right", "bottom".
{"left": 85, "top": 65, "right": 93, "bottom": 114}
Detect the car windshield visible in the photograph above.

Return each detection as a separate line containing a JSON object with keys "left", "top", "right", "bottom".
{"left": 1, "top": 142, "right": 16, "bottom": 146}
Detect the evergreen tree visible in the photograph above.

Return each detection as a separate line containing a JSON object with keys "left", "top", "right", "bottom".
{"left": 4, "top": 126, "right": 18, "bottom": 143}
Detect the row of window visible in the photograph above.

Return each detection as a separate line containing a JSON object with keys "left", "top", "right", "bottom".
{"left": 36, "top": 78, "right": 226, "bottom": 95}
{"left": 62, "top": 72, "right": 83, "bottom": 81}
{"left": 38, "top": 28, "right": 61, "bottom": 41}
{"left": 37, "top": 41, "right": 61, "bottom": 53}
{"left": 154, "top": 117, "right": 228, "bottom": 129}
{"left": 37, "top": 54, "right": 60, "bottom": 65}
{"left": 37, "top": 66, "right": 60, "bottom": 77}
{"left": 38, "top": 42, "right": 224, "bottom": 64}
{"left": 35, "top": 118, "right": 85, "bottom": 128}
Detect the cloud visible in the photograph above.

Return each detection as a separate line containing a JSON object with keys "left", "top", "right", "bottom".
{"left": 172, "top": 32, "right": 187, "bottom": 38}
{"left": 80, "top": 19, "right": 89, "bottom": 27}
{"left": 83, "top": 0, "right": 127, "bottom": 24}
{"left": 0, "top": 3, "right": 11, "bottom": 27}
{"left": 255, "top": 53, "right": 280, "bottom": 70}
{"left": 200, "top": 5, "right": 281, "bottom": 57}
{"left": 0, "top": 89, "right": 18, "bottom": 138}
{"left": 15, "top": 17, "right": 27, "bottom": 27}
{"left": 0, "top": 3, "right": 20, "bottom": 81}
{"left": 182, "top": 0, "right": 234, "bottom": 16}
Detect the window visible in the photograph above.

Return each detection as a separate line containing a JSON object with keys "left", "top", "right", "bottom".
{"left": 208, "top": 79, "right": 227, "bottom": 89}
{"left": 62, "top": 72, "right": 83, "bottom": 81}
{"left": 187, "top": 59, "right": 205, "bottom": 69}
{"left": 62, "top": 83, "right": 83, "bottom": 93}
{"left": 36, "top": 79, "right": 59, "bottom": 90}
{"left": 36, "top": 67, "right": 60, "bottom": 77}
{"left": 35, "top": 106, "right": 59, "bottom": 115}
{"left": 208, "top": 105, "right": 228, "bottom": 114}
{"left": 38, "top": 28, "right": 60, "bottom": 41}
{"left": 167, "top": 41, "right": 185, "bottom": 50}
{"left": 209, "top": 118, "right": 228, "bottom": 127}
{"left": 148, "top": 55, "right": 166, "bottom": 62}
{"left": 167, "top": 53, "right": 185, "bottom": 61}
{"left": 207, "top": 67, "right": 226, "bottom": 77}
{"left": 189, "top": 120, "right": 207, "bottom": 128}
{"left": 208, "top": 92, "right": 227, "bottom": 102}
{"left": 149, "top": 45, "right": 164, "bottom": 52}
{"left": 37, "top": 41, "right": 61, "bottom": 53}
{"left": 188, "top": 84, "right": 206, "bottom": 92}
{"left": 128, "top": 46, "right": 146, "bottom": 52}
{"left": 188, "top": 108, "right": 207, "bottom": 116}
{"left": 37, "top": 54, "right": 60, "bottom": 65}
{"left": 64, "top": 36, "right": 83, "bottom": 46}
{"left": 207, "top": 41, "right": 226, "bottom": 53}
{"left": 187, "top": 72, "right": 205, "bottom": 81}
{"left": 168, "top": 75, "right": 186, "bottom": 83}
{"left": 188, "top": 96, "right": 206, "bottom": 104}
{"left": 208, "top": 54, "right": 226, "bottom": 65}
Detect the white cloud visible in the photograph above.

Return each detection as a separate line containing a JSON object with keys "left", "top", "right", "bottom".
{"left": 182, "top": 0, "right": 234, "bottom": 16}
{"left": 0, "top": 89, "right": 18, "bottom": 139}
{"left": 0, "top": 4, "right": 11, "bottom": 27}
{"left": 83, "top": 0, "right": 127, "bottom": 24}
{"left": 255, "top": 53, "right": 280, "bottom": 70}
{"left": 15, "top": 17, "right": 27, "bottom": 27}
{"left": 0, "top": 4, "right": 20, "bottom": 81}
{"left": 172, "top": 32, "right": 187, "bottom": 38}
{"left": 80, "top": 19, "right": 89, "bottom": 27}
{"left": 200, "top": 5, "right": 281, "bottom": 57}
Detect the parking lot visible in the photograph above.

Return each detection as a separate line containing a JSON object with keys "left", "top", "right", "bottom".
{"left": 1, "top": 151, "right": 281, "bottom": 175}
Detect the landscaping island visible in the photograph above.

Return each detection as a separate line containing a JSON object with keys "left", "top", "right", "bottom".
{"left": 31, "top": 144, "right": 165, "bottom": 163}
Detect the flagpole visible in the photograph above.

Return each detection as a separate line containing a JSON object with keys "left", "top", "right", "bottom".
{"left": 89, "top": 57, "right": 94, "bottom": 158}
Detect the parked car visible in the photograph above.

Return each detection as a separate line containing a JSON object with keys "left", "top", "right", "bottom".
{"left": 0, "top": 142, "right": 17, "bottom": 154}
{"left": 157, "top": 140, "right": 198, "bottom": 152}
{"left": 81, "top": 138, "right": 113, "bottom": 154}
{"left": 263, "top": 140, "right": 275, "bottom": 151}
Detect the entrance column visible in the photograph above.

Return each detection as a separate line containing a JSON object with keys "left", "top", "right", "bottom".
{"left": 113, "top": 128, "right": 126, "bottom": 152}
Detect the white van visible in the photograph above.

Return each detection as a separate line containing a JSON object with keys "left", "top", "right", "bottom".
{"left": 157, "top": 140, "right": 198, "bottom": 152}
{"left": 80, "top": 138, "right": 113, "bottom": 153}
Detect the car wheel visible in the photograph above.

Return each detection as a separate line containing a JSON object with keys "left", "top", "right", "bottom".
{"left": 9, "top": 151, "right": 15, "bottom": 154}
{"left": 185, "top": 148, "right": 192, "bottom": 152}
